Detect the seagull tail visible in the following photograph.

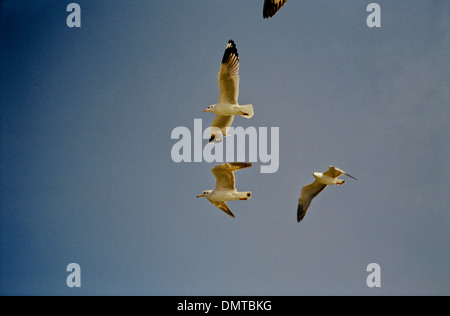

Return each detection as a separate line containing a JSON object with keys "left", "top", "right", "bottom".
{"left": 239, "top": 104, "right": 254, "bottom": 118}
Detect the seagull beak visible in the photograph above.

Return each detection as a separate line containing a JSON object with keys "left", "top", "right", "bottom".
{"left": 196, "top": 194, "right": 202, "bottom": 198}
{"left": 203, "top": 109, "right": 208, "bottom": 112}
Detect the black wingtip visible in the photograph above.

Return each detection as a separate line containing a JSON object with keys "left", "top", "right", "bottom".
{"left": 263, "top": 10, "right": 275, "bottom": 19}
{"left": 345, "top": 173, "right": 360, "bottom": 181}
{"left": 221, "top": 40, "right": 238, "bottom": 64}
{"left": 297, "top": 205, "right": 307, "bottom": 223}
{"left": 263, "top": 0, "right": 288, "bottom": 19}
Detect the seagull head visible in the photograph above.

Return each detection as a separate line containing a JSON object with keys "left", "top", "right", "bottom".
{"left": 203, "top": 105, "right": 215, "bottom": 113}
{"left": 196, "top": 190, "right": 212, "bottom": 198}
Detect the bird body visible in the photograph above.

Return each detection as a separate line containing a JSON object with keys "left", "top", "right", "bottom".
{"left": 200, "top": 189, "right": 252, "bottom": 203}
{"left": 313, "top": 172, "right": 346, "bottom": 186}
{"left": 204, "top": 103, "right": 254, "bottom": 118}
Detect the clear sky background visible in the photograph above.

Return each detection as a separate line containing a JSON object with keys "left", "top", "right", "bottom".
{"left": 1, "top": 0, "right": 449, "bottom": 295}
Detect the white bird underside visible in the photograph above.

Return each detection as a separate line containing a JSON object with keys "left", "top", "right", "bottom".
{"left": 208, "top": 40, "right": 254, "bottom": 143}
{"left": 297, "top": 165, "right": 359, "bottom": 223}
{"left": 197, "top": 162, "right": 252, "bottom": 218}
{"left": 263, "top": 0, "right": 288, "bottom": 18}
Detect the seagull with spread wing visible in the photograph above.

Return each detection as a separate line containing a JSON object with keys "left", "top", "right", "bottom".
{"left": 263, "top": 0, "right": 288, "bottom": 18}
{"left": 297, "top": 165, "right": 359, "bottom": 222}
{"left": 197, "top": 162, "right": 252, "bottom": 218}
{"left": 203, "top": 40, "right": 254, "bottom": 143}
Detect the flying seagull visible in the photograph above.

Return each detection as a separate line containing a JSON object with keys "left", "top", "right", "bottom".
{"left": 197, "top": 162, "right": 252, "bottom": 218}
{"left": 263, "top": 0, "right": 288, "bottom": 18}
{"left": 297, "top": 165, "right": 359, "bottom": 222}
{"left": 203, "top": 40, "right": 254, "bottom": 143}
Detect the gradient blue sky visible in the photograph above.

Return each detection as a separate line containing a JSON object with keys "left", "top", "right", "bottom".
{"left": 1, "top": 1, "right": 449, "bottom": 295}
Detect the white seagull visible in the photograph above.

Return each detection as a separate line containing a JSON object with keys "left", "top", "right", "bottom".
{"left": 197, "top": 162, "right": 252, "bottom": 218}
{"left": 263, "top": 0, "right": 288, "bottom": 19}
{"left": 203, "top": 40, "right": 254, "bottom": 143}
{"left": 297, "top": 165, "right": 359, "bottom": 223}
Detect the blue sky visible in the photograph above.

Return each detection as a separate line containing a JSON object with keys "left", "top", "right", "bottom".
{"left": 1, "top": 0, "right": 449, "bottom": 295}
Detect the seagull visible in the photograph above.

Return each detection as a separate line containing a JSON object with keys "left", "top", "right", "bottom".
{"left": 203, "top": 40, "right": 254, "bottom": 143}
{"left": 263, "top": 0, "right": 288, "bottom": 18}
{"left": 297, "top": 165, "right": 359, "bottom": 223}
{"left": 197, "top": 162, "right": 252, "bottom": 218}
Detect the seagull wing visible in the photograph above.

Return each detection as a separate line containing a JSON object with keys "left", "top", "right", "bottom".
{"left": 324, "top": 165, "right": 359, "bottom": 181}
{"left": 297, "top": 181, "right": 327, "bottom": 222}
{"left": 209, "top": 115, "right": 234, "bottom": 143}
{"left": 211, "top": 162, "right": 252, "bottom": 191}
{"left": 209, "top": 200, "right": 235, "bottom": 218}
{"left": 218, "top": 40, "right": 239, "bottom": 104}
{"left": 263, "top": 0, "right": 288, "bottom": 18}
{"left": 324, "top": 165, "right": 346, "bottom": 178}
